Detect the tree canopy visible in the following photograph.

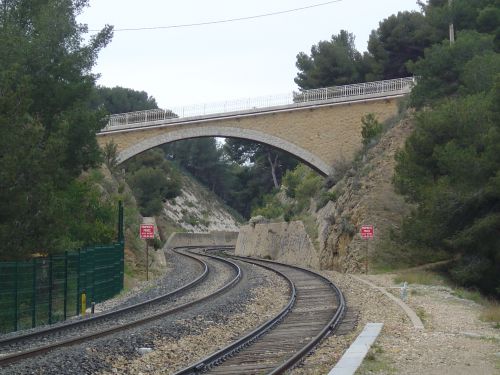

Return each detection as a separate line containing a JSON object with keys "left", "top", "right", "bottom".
{"left": 91, "top": 86, "right": 158, "bottom": 114}
{"left": 223, "top": 139, "right": 298, "bottom": 189}
{"left": 393, "top": 0, "right": 500, "bottom": 296}
{"left": 161, "top": 137, "right": 299, "bottom": 219}
{"left": 367, "top": 11, "right": 439, "bottom": 79}
{"left": 124, "top": 149, "right": 182, "bottom": 216}
{"left": 0, "top": 0, "right": 114, "bottom": 259}
{"left": 294, "top": 30, "right": 365, "bottom": 90}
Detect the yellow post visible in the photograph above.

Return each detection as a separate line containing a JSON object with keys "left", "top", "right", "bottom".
{"left": 81, "top": 290, "right": 86, "bottom": 317}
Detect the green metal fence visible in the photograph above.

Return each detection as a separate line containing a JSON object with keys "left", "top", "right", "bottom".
{"left": 0, "top": 202, "right": 125, "bottom": 334}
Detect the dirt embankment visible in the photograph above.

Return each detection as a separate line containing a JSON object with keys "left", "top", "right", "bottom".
{"left": 316, "top": 115, "right": 414, "bottom": 272}
{"left": 235, "top": 114, "right": 414, "bottom": 272}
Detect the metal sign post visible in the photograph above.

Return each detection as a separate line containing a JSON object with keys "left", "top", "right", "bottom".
{"left": 140, "top": 224, "right": 155, "bottom": 281}
{"left": 360, "top": 225, "right": 374, "bottom": 274}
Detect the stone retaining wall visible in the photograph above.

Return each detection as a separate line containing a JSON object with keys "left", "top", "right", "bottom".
{"left": 235, "top": 221, "right": 320, "bottom": 269}
{"left": 166, "top": 231, "right": 239, "bottom": 248}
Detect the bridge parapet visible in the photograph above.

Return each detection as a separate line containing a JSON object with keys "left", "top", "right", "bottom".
{"left": 102, "top": 77, "right": 414, "bottom": 132}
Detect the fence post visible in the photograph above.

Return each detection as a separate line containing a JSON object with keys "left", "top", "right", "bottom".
{"left": 64, "top": 251, "right": 68, "bottom": 320}
{"left": 91, "top": 247, "right": 95, "bottom": 303}
{"left": 76, "top": 249, "right": 81, "bottom": 315}
{"left": 118, "top": 200, "right": 124, "bottom": 243}
{"left": 81, "top": 290, "right": 86, "bottom": 317}
{"left": 14, "top": 262, "right": 18, "bottom": 332}
{"left": 117, "top": 201, "right": 125, "bottom": 293}
{"left": 120, "top": 242, "right": 124, "bottom": 291}
{"left": 48, "top": 254, "right": 53, "bottom": 325}
{"left": 32, "top": 258, "right": 36, "bottom": 328}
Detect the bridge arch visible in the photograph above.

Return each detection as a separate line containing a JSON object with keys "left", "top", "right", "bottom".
{"left": 117, "top": 126, "right": 332, "bottom": 176}
{"left": 99, "top": 79, "right": 413, "bottom": 178}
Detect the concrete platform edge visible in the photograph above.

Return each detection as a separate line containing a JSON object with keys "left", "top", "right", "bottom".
{"left": 328, "top": 323, "right": 383, "bottom": 375}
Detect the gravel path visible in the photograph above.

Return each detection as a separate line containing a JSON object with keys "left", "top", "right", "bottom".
{"left": 291, "top": 271, "right": 500, "bottom": 375}
{"left": 0, "top": 259, "right": 288, "bottom": 374}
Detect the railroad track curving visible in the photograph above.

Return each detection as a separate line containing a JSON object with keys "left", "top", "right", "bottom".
{"left": 175, "top": 251, "right": 346, "bottom": 375}
{"left": 0, "top": 248, "right": 242, "bottom": 368}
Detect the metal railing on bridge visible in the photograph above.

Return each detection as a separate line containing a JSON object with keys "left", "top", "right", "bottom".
{"left": 104, "top": 77, "right": 415, "bottom": 130}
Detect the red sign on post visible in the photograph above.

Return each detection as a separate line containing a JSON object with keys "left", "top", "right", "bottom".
{"left": 140, "top": 224, "right": 155, "bottom": 239}
{"left": 360, "top": 225, "right": 374, "bottom": 239}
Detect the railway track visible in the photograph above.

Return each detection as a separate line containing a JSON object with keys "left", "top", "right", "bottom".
{"left": 0, "top": 248, "right": 241, "bottom": 368}
{"left": 176, "top": 252, "right": 346, "bottom": 375}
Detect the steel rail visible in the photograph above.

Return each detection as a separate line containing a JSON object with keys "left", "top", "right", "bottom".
{"left": 0, "top": 248, "right": 242, "bottom": 367}
{"left": 174, "top": 250, "right": 346, "bottom": 375}
{"left": 259, "top": 257, "right": 346, "bottom": 374}
{"left": 228, "top": 255, "right": 346, "bottom": 374}
{"left": 173, "top": 253, "right": 297, "bottom": 375}
{"left": 0, "top": 248, "right": 206, "bottom": 347}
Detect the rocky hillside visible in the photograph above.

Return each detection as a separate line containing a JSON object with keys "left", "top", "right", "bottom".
{"left": 236, "top": 111, "right": 415, "bottom": 273}
{"left": 97, "top": 162, "right": 240, "bottom": 289}
{"left": 161, "top": 172, "right": 241, "bottom": 233}
{"left": 316, "top": 114, "right": 414, "bottom": 272}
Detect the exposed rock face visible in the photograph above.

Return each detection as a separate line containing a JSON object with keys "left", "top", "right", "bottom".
{"left": 235, "top": 221, "right": 320, "bottom": 269}
{"left": 166, "top": 231, "right": 239, "bottom": 248}
{"left": 162, "top": 173, "right": 240, "bottom": 233}
{"left": 316, "top": 116, "right": 414, "bottom": 272}
{"left": 235, "top": 116, "right": 413, "bottom": 273}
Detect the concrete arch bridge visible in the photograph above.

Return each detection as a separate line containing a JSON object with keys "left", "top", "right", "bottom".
{"left": 97, "top": 77, "right": 414, "bottom": 176}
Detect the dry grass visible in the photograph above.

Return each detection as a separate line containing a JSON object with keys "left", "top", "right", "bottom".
{"left": 480, "top": 303, "right": 500, "bottom": 327}
{"left": 372, "top": 236, "right": 449, "bottom": 273}
{"left": 451, "top": 288, "right": 488, "bottom": 305}
{"left": 449, "top": 289, "right": 500, "bottom": 326}
{"left": 355, "top": 344, "right": 394, "bottom": 374}
{"left": 393, "top": 270, "right": 446, "bottom": 286}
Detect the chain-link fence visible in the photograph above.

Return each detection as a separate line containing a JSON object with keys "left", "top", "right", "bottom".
{"left": 0, "top": 202, "right": 125, "bottom": 333}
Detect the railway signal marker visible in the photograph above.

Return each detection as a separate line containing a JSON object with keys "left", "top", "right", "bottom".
{"left": 140, "top": 224, "right": 155, "bottom": 239}
{"left": 360, "top": 225, "right": 374, "bottom": 239}
{"left": 140, "top": 224, "right": 155, "bottom": 281}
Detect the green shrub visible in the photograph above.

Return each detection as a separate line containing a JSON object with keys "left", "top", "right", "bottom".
{"left": 124, "top": 150, "right": 182, "bottom": 216}
{"left": 283, "top": 206, "right": 293, "bottom": 222}
{"left": 252, "top": 194, "right": 285, "bottom": 219}
{"left": 151, "top": 237, "right": 163, "bottom": 250}
{"left": 340, "top": 217, "right": 355, "bottom": 236}
{"left": 103, "top": 141, "right": 119, "bottom": 173}
{"left": 282, "top": 169, "right": 301, "bottom": 198}
{"left": 361, "top": 113, "right": 383, "bottom": 146}
{"left": 317, "top": 190, "right": 339, "bottom": 211}
{"left": 183, "top": 214, "right": 200, "bottom": 227}
{"left": 142, "top": 197, "right": 163, "bottom": 216}
{"left": 295, "top": 173, "right": 322, "bottom": 200}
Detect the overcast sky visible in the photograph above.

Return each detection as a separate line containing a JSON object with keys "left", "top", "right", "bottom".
{"left": 79, "top": 0, "right": 421, "bottom": 108}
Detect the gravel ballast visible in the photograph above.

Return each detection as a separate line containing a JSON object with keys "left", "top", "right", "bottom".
{"left": 95, "top": 249, "right": 203, "bottom": 313}
{"left": 291, "top": 271, "right": 500, "bottom": 375}
{"left": 100, "top": 267, "right": 289, "bottom": 374}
